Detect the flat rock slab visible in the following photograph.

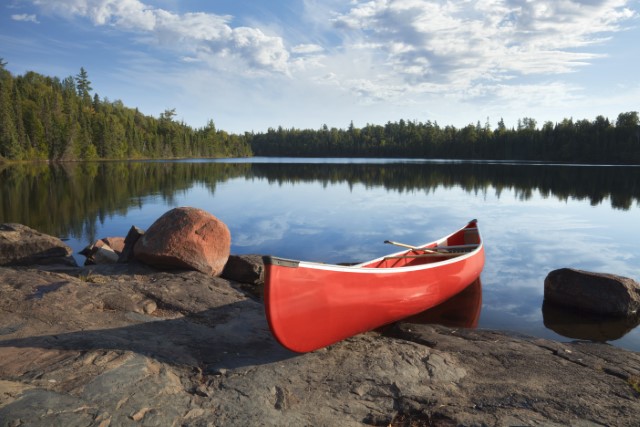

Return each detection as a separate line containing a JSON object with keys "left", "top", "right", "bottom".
{"left": 0, "top": 223, "right": 76, "bottom": 267}
{"left": 0, "top": 265, "right": 639, "bottom": 426}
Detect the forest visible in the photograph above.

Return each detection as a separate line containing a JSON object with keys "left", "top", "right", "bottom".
{"left": 1, "top": 61, "right": 639, "bottom": 164}
{"left": 0, "top": 62, "right": 252, "bottom": 161}
{"left": 247, "top": 114, "right": 640, "bottom": 164}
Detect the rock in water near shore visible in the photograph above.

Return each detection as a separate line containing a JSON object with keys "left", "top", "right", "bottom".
{"left": 544, "top": 268, "right": 640, "bottom": 316}
{"left": 80, "top": 237, "right": 125, "bottom": 265}
{"left": 0, "top": 223, "right": 76, "bottom": 267}
{"left": 133, "top": 207, "right": 231, "bottom": 276}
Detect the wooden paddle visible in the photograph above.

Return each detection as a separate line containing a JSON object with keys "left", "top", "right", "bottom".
{"left": 385, "top": 240, "right": 479, "bottom": 253}
{"left": 384, "top": 240, "right": 438, "bottom": 254}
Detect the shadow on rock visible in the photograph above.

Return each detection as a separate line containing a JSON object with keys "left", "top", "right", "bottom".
{"left": 0, "top": 266, "right": 297, "bottom": 374}
{"left": 0, "top": 300, "right": 296, "bottom": 373}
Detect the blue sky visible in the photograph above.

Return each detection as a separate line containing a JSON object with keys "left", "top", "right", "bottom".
{"left": 2, "top": 0, "right": 639, "bottom": 133}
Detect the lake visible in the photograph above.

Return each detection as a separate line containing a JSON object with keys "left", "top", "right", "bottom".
{"left": 1, "top": 158, "right": 639, "bottom": 351}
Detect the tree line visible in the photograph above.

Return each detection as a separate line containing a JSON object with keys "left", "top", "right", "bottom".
{"left": 0, "top": 61, "right": 252, "bottom": 161}
{"left": 1, "top": 60, "right": 639, "bottom": 163}
{"left": 247, "top": 114, "right": 640, "bottom": 164}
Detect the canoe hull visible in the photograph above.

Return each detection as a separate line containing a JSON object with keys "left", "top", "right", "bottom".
{"left": 264, "top": 220, "right": 485, "bottom": 352}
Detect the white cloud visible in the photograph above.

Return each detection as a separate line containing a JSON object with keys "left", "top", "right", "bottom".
{"left": 19, "top": 0, "right": 639, "bottom": 131}
{"left": 11, "top": 14, "right": 40, "bottom": 24}
{"left": 31, "top": 0, "right": 290, "bottom": 74}
{"left": 329, "top": 0, "right": 636, "bottom": 90}
{"left": 26, "top": 0, "right": 636, "bottom": 86}
{"left": 291, "top": 43, "right": 324, "bottom": 54}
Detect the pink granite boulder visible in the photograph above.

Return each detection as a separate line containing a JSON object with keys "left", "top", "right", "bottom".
{"left": 134, "top": 207, "right": 231, "bottom": 276}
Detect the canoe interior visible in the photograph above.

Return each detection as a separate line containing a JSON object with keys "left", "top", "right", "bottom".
{"left": 359, "top": 224, "right": 481, "bottom": 269}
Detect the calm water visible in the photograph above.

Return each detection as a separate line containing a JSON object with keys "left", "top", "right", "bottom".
{"left": 1, "top": 158, "right": 639, "bottom": 351}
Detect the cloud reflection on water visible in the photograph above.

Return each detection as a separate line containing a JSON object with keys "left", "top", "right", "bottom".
{"left": 1, "top": 160, "right": 638, "bottom": 351}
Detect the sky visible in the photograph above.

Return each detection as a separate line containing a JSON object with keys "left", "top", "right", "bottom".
{"left": 2, "top": 0, "right": 639, "bottom": 134}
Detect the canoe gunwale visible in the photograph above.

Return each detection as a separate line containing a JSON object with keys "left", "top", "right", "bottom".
{"left": 263, "top": 220, "right": 482, "bottom": 274}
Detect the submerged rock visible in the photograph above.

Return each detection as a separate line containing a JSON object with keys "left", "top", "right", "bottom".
{"left": 133, "top": 207, "right": 231, "bottom": 276}
{"left": 544, "top": 268, "right": 640, "bottom": 316}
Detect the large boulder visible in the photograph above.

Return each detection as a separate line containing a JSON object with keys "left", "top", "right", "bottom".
{"left": 544, "top": 268, "right": 640, "bottom": 316}
{"left": 0, "top": 223, "right": 76, "bottom": 267}
{"left": 134, "top": 207, "right": 231, "bottom": 276}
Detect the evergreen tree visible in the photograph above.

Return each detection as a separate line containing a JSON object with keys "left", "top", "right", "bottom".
{"left": 2, "top": 62, "right": 640, "bottom": 164}
{"left": 75, "top": 67, "right": 92, "bottom": 104}
{"left": 0, "top": 63, "right": 21, "bottom": 159}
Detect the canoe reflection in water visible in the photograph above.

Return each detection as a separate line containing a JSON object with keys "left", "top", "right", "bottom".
{"left": 399, "top": 279, "right": 482, "bottom": 329}
{"left": 542, "top": 301, "right": 640, "bottom": 343}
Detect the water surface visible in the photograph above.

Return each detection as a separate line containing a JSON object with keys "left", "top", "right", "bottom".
{"left": 1, "top": 158, "right": 638, "bottom": 351}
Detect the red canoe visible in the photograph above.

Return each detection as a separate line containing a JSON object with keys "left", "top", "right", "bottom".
{"left": 263, "top": 219, "right": 485, "bottom": 353}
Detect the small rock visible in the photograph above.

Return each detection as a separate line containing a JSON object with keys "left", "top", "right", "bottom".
{"left": 92, "top": 245, "right": 119, "bottom": 264}
{"left": 130, "top": 407, "right": 151, "bottom": 422}
{"left": 544, "top": 268, "right": 640, "bottom": 316}
{"left": 101, "top": 237, "right": 125, "bottom": 254}
{"left": 118, "top": 226, "right": 145, "bottom": 263}
{"left": 81, "top": 240, "right": 119, "bottom": 265}
{"left": 133, "top": 207, "right": 231, "bottom": 276}
{"left": 141, "top": 299, "right": 157, "bottom": 315}
{"left": 221, "top": 254, "right": 264, "bottom": 285}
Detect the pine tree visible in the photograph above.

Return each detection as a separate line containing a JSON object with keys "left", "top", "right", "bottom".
{"left": 0, "top": 63, "right": 21, "bottom": 159}
{"left": 75, "top": 67, "right": 92, "bottom": 104}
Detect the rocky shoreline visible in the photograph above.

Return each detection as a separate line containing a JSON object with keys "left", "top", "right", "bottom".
{"left": 0, "top": 225, "right": 639, "bottom": 426}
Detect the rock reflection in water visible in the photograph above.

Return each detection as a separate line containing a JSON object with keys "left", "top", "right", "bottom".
{"left": 542, "top": 301, "right": 640, "bottom": 342}
{"left": 401, "top": 279, "right": 482, "bottom": 328}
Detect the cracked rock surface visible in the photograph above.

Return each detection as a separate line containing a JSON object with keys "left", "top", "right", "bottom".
{"left": 1, "top": 263, "right": 639, "bottom": 426}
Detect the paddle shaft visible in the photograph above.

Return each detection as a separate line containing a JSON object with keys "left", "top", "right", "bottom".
{"left": 384, "top": 240, "right": 438, "bottom": 254}
{"left": 385, "top": 241, "right": 479, "bottom": 252}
